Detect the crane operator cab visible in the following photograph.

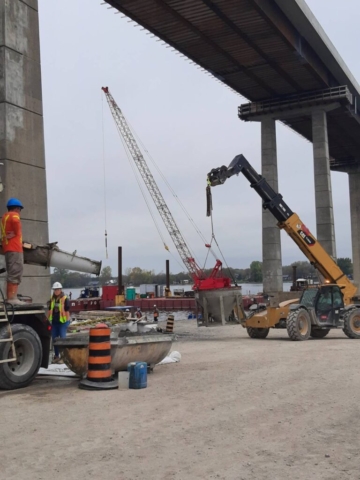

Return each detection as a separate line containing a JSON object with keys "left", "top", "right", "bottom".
{"left": 287, "top": 285, "right": 353, "bottom": 340}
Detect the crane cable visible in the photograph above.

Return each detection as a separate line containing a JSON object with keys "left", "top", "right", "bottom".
{"left": 121, "top": 115, "right": 199, "bottom": 265}
{"left": 104, "top": 95, "right": 227, "bottom": 275}
{"left": 126, "top": 118, "right": 219, "bottom": 263}
{"left": 206, "top": 183, "right": 238, "bottom": 286}
{"left": 117, "top": 130, "right": 185, "bottom": 272}
{"left": 101, "top": 93, "right": 108, "bottom": 259}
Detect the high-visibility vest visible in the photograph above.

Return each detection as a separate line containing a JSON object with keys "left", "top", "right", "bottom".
{"left": 1, "top": 212, "right": 23, "bottom": 252}
{"left": 48, "top": 295, "right": 68, "bottom": 323}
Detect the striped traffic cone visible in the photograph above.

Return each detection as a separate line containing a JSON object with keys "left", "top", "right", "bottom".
{"left": 79, "top": 325, "right": 118, "bottom": 390}
{"left": 165, "top": 314, "right": 174, "bottom": 333}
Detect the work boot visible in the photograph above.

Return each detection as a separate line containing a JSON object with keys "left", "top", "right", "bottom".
{"left": 6, "top": 283, "right": 27, "bottom": 305}
{"left": 7, "top": 298, "right": 27, "bottom": 305}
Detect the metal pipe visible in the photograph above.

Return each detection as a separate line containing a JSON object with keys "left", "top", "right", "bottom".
{"left": 118, "top": 246, "right": 122, "bottom": 295}
{"left": 49, "top": 249, "right": 101, "bottom": 275}
{"left": 166, "top": 259, "right": 170, "bottom": 289}
{"left": 292, "top": 265, "right": 297, "bottom": 289}
{"left": 0, "top": 241, "right": 102, "bottom": 275}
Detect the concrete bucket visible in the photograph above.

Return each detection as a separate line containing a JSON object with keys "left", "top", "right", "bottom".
{"left": 195, "top": 287, "right": 244, "bottom": 327}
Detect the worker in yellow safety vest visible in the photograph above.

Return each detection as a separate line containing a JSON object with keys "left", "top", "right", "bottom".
{"left": 47, "top": 282, "right": 70, "bottom": 363}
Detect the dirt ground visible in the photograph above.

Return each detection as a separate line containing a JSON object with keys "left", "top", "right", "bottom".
{"left": 1, "top": 319, "right": 360, "bottom": 480}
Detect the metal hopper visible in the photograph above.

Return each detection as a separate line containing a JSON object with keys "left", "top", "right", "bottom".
{"left": 55, "top": 331, "right": 173, "bottom": 377}
{"left": 195, "top": 287, "right": 245, "bottom": 327}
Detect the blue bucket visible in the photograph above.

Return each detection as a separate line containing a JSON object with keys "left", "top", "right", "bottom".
{"left": 127, "top": 362, "right": 147, "bottom": 389}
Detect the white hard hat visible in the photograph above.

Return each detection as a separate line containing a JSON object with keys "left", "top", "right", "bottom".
{"left": 154, "top": 304, "right": 157, "bottom": 307}
{"left": 52, "top": 282, "right": 62, "bottom": 289}
{"left": 125, "top": 309, "right": 129, "bottom": 312}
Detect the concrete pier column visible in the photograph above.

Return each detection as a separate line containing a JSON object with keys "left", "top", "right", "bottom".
{"left": 0, "top": 0, "right": 50, "bottom": 302}
{"left": 348, "top": 170, "right": 360, "bottom": 291}
{"left": 312, "top": 111, "right": 336, "bottom": 258}
{"left": 261, "top": 118, "right": 283, "bottom": 293}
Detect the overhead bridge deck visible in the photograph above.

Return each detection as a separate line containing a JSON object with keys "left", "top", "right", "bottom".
{"left": 105, "top": 0, "right": 360, "bottom": 171}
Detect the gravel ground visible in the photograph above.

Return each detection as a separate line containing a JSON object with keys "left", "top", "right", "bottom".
{"left": 1, "top": 319, "right": 359, "bottom": 480}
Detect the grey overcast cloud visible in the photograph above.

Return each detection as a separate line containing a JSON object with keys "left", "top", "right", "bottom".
{"left": 39, "top": 0, "right": 360, "bottom": 275}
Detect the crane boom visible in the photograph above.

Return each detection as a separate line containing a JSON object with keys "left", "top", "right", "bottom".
{"left": 102, "top": 87, "right": 230, "bottom": 290}
{"left": 208, "top": 154, "right": 357, "bottom": 304}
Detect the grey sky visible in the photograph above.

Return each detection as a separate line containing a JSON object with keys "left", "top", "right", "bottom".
{"left": 38, "top": 0, "right": 360, "bottom": 275}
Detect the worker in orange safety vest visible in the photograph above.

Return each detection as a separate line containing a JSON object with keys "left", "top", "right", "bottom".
{"left": 1, "top": 198, "right": 26, "bottom": 304}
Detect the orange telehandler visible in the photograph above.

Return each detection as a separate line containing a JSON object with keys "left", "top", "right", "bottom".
{"left": 208, "top": 154, "right": 360, "bottom": 341}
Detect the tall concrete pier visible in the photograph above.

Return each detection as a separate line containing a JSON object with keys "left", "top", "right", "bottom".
{"left": 238, "top": 88, "right": 346, "bottom": 293}
{"left": 0, "top": 0, "right": 49, "bottom": 302}
{"left": 312, "top": 111, "right": 337, "bottom": 258}
{"left": 345, "top": 166, "right": 360, "bottom": 291}
{"left": 261, "top": 118, "right": 283, "bottom": 294}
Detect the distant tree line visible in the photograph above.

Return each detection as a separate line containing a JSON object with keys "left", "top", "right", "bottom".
{"left": 50, "top": 257, "right": 353, "bottom": 288}
{"left": 51, "top": 266, "right": 113, "bottom": 288}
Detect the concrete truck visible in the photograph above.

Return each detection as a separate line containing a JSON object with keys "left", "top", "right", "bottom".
{"left": 0, "top": 241, "right": 101, "bottom": 390}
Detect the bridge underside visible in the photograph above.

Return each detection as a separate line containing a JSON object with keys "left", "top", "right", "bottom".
{"left": 106, "top": 0, "right": 360, "bottom": 169}
{"left": 105, "top": 0, "right": 360, "bottom": 291}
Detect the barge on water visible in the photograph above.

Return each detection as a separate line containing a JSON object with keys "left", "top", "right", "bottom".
{"left": 69, "top": 284, "right": 265, "bottom": 314}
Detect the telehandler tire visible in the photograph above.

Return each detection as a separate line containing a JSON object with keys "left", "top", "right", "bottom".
{"left": 0, "top": 324, "right": 42, "bottom": 390}
{"left": 310, "top": 328, "right": 330, "bottom": 339}
{"left": 343, "top": 309, "right": 360, "bottom": 339}
{"left": 246, "top": 327, "right": 269, "bottom": 339}
{"left": 286, "top": 309, "right": 311, "bottom": 341}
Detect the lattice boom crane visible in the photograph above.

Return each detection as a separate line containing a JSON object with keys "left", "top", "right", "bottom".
{"left": 102, "top": 86, "right": 230, "bottom": 290}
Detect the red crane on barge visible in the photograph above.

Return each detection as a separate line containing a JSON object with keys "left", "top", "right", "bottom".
{"left": 102, "top": 86, "right": 230, "bottom": 291}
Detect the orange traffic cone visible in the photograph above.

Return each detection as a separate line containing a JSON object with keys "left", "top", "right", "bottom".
{"left": 79, "top": 325, "right": 118, "bottom": 390}
{"left": 165, "top": 314, "right": 175, "bottom": 333}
